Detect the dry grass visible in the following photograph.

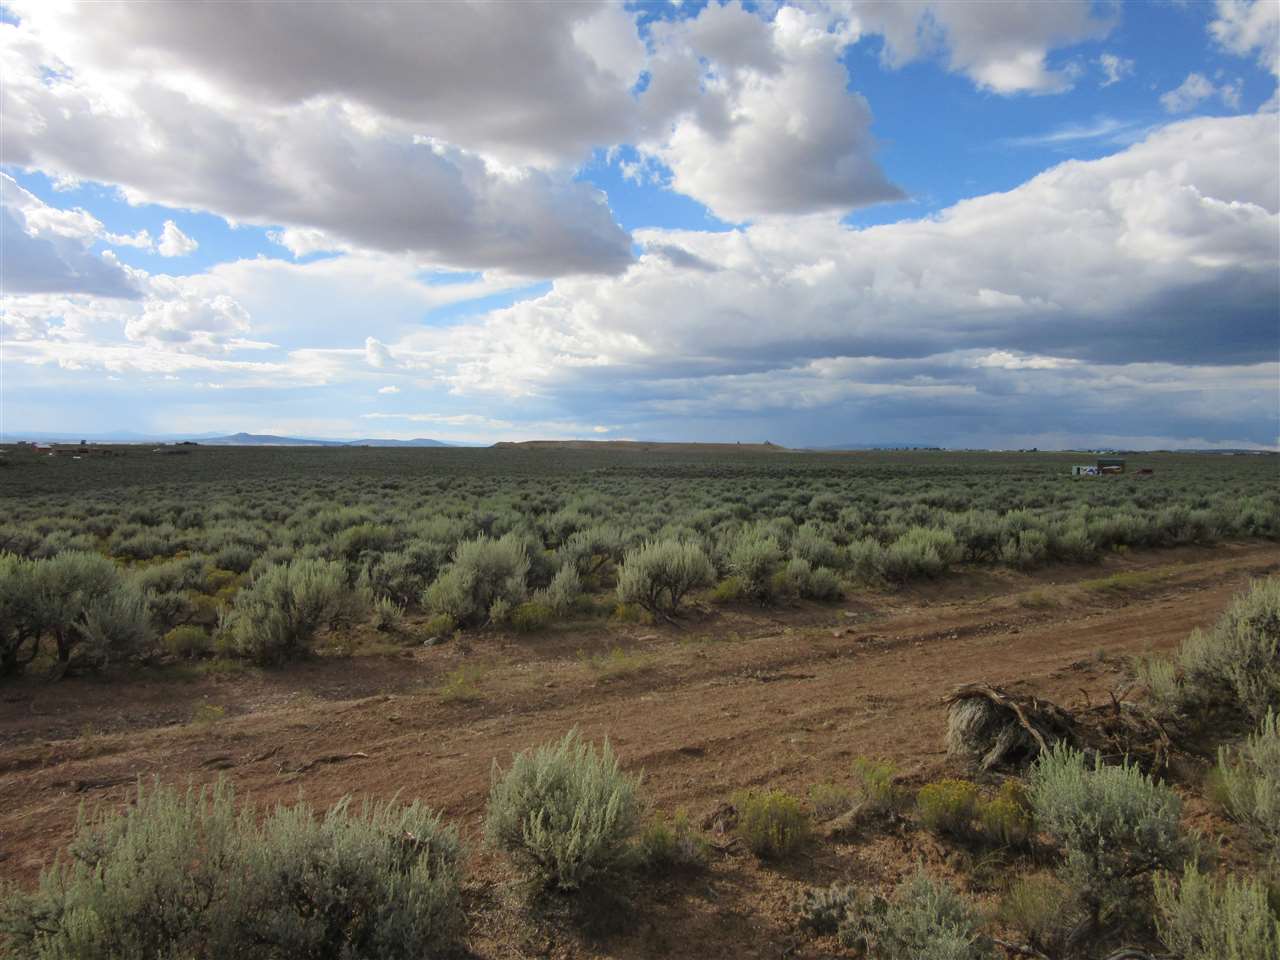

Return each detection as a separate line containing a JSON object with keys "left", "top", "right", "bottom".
{"left": 1079, "top": 568, "right": 1175, "bottom": 594}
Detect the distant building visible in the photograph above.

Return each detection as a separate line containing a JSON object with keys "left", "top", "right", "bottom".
{"left": 1097, "top": 457, "right": 1126, "bottom": 474}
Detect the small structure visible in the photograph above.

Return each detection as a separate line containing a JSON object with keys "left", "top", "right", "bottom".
{"left": 1071, "top": 465, "right": 1098, "bottom": 477}
{"left": 1097, "top": 457, "right": 1126, "bottom": 474}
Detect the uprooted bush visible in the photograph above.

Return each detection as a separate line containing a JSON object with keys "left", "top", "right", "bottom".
{"left": 222, "top": 557, "right": 360, "bottom": 664}
{"left": 484, "top": 729, "right": 641, "bottom": 893}
{"left": 1212, "top": 709, "right": 1279, "bottom": 852}
{"left": 944, "top": 683, "right": 1077, "bottom": 770}
{"left": 806, "top": 872, "right": 993, "bottom": 959}
{"left": 0, "top": 780, "right": 463, "bottom": 959}
{"left": 615, "top": 539, "right": 714, "bottom": 618}
{"left": 423, "top": 533, "right": 530, "bottom": 627}
{"left": 1154, "top": 865, "right": 1280, "bottom": 960}
{"left": 1028, "top": 744, "right": 1188, "bottom": 926}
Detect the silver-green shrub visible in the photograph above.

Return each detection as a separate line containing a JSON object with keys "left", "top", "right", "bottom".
{"left": 26, "top": 552, "right": 153, "bottom": 673}
{"left": 423, "top": 533, "right": 529, "bottom": 626}
{"left": 0, "top": 780, "right": 462, "bottom": 959}
{"left": 1154, "top": 865, "right": 1280, "bottom": 960}
{"left": 129, "top": 554, "right": 207, "bottom": 634}
{"left": 224, "top": 557, "right": 359, "bottom": 664}
{"left": 797, "top": 882, "right": 859, "bottom": 935}
{"left": 615, "top": 539, "right": 714, "bottom": 617}
{"left": 484, "top": 729, "right": 641, "bottom": 892}
{"left": 836, "top": 872, "right": 993, "bottom": 960}
{"left": 879, "top": 527, "right": 958, "bottom": 582}
{"left": 1214, "top": 710, "right": 1279, "bottom": 852}
{"left": 728, "top": 526, "right": 785, "bottom": 602}
{"left": 802, "top": 565, "right": 843, "bottom": 600}
{"left": 557, "top": 524, "right": 626, "bottom": 578}
{"left": 846, "top": 537, "right": 884, "bottom": 582}
{"left": 1181, "top": 578, "right": 1280, "bottom": 721}
{"left": 371, "top": 594, "right": 405, "bottom": 632}
{"left": 1028, "top": 744, "right": 1187, "bottom": 921}
{"left": 0, "top": 553, "right": 40, "bottom": 676}
{"left": 541, "top": 563, "right": 582, "bottom": 615}
{"left": 791, "top": 524, "right": 845, "bottom": 570}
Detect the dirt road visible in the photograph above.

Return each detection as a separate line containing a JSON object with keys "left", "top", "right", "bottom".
{"left": 1, "top": 541, "right": 1276, "bottom": 957}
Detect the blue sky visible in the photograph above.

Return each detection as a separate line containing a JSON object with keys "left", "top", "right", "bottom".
{"left": 1, "top": 0, "right": 1277, "bottom": 448}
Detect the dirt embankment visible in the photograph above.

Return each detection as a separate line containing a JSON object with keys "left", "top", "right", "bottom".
{"left": 1, "top": 541, "right": 1276, "bottom": 958}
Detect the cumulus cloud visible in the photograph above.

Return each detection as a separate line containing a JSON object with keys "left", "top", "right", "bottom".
{"left": 1160, "top": 72, "right": 1243, "bottom": 112}
{"left": 105, "top": 228, "right": 152, "bottom": 248}
{"left": 0, "top": 174, "right": 140, "bottom": 298}
{"left": 0, "top": 6, "right": 635, "bottom": 276}
{"left": 845, "top": 0, "right": 1112, "bottom": 94}
{"left": 8, "top": 0, "right": 646, "bottom": 167}
{"left": 344, "top": 114, "right": 1276, "bottom": 447}
{"left": 0, "top": 2, "right": 911, "bottom": 249}
{"left": 641, "top": 5, "right": 902, "bottom": 221}
{"left": 376, "top": 385, "right": 399, "bottom": 395}
{"left": 123, "top": 288, "right": 259, "bottom": 354}
{"left": 156, "top": 219, "right": 198, "bottom": 256}
{"left": 1210, "top": 0, "right": 1280, "bottom": 77}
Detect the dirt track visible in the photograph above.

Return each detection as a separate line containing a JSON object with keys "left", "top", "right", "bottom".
{"left": 1, "top": 541, "right": 1276, "bottom": 957}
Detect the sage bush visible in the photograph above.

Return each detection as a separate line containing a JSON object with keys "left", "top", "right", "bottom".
{"left": 485, "top": 729, "right": 642, "bottom": 892}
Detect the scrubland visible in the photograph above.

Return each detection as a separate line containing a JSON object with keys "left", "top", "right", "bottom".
{"left": 1, "top": 445, "right": 1277, "bottom": 958}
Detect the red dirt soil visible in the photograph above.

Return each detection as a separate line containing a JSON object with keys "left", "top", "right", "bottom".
{"left": 1, "top": 541, "right": 1276, "bottom": 958}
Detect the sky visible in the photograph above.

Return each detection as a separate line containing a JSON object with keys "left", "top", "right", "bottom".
{"left": 0, "top": 0, "right": 1277, "bottom": 450}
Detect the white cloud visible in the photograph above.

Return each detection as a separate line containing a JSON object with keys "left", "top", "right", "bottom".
{"left": 376, "top": 385, "right": 399, "bottom": 395}
{"left": 1159, "top": 72, "right": 1243, "bottom": 112}
{"left": 845, "top": 0, "right": 1113, "bottom": 94}
{"left": 640, "top": 5, "right": 902, "bottom": 221}
{"left": 1002, "top": 115, "right": 1141, "bottom": 148}
{"left": 105, "top": 228, "right": 152, "bottom": 248}
{"left": 1210, "top": 0, "right": 1280, "bottom": 77}
{"left": 124, "top": 280, "right": 262, "bottom": 354}
{"left": 0, "top": 173, "right": 140, "bottom": 297}
{"left": 0, "top": 2, "right": 910, "bottom": 248}
{"left": 0, "top": 8, "right": 635, "bottom": 276}
{"left": 6, "top": 115, "right": 1274, "bottom": 448}
{"left": 371, "top": 115, "right": 1276, "bottom": 410}
{"left": 361, "top": 411, "right": 615, "bottom": 440}
{"left": 156, "top": 219, "right": 198, "bottom": 256}
{"left": 1097, "top": 52, "right": 1134, "bottom": 86}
